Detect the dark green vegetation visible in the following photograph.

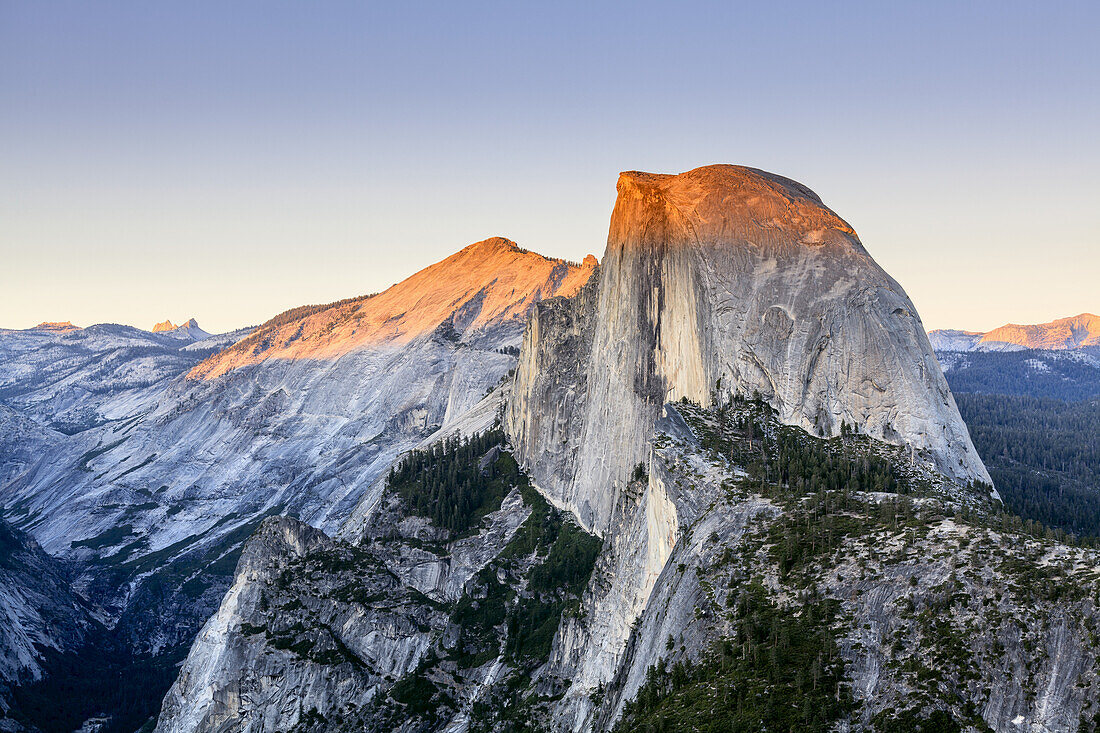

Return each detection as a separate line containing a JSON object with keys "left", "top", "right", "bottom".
{"left": 10, "top": 516, "right": 271, "bottom": 733}
{"left": 388, "top": 429, "right": 518, "bottom": 536}
{"left": 942, "top": 348, "right": 1100, "bottom": 402}
{"left": 956, "top": 393, "right": 1100, "bottom": 540}
{"left": 505, "top": 488, "right": 602, "bottom": 663}
{"left": 457, "top": 485, "right": 601, "bottom": 733}
{"left": 390, "top": 671, "right": 452, "bottom": 719}
{"left": 443, "top": 483, "right": 601, "bottom": 669}
{"left": 767, "top": 492, "right": 878, "bottom": 583}
{"left": 614, "top": 583, "right": 853, "bottom": 733}
{"left": 9, "top": 632, "right": 185, "bottom": 733}
{"left": 76, "top": 438, "right": 125, "bottom": 471}
{"left": 70, "top": 523, "right": 135, "bottom": 550}
{"left": 696, "top": 395, "right": 907, "bottom": 496}
{"left": 371, "top": 437, "right": 600, "bottom": 730}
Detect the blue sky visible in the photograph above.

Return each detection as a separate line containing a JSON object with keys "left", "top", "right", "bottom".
{"left": 2, "top": 1, "right": 1097, "bottom": 332}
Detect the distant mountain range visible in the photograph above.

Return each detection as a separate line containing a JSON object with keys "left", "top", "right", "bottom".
{"left": 1, "top": 167, "right": 1097, "bottom": 733}
{"left": 927, "top": 312, "right": 1100, "bottom": 548}
{"left": 0, "top": 319, "right": 247, "bottom": 433}
{"left": 929, "top": 312, "right": 1099, "bottom": 352}
{"left": 151, "top": 318, "right": 210, "bottom": 340}
{"left": 927, "top": 313, "right": 1100, "bottom": 403}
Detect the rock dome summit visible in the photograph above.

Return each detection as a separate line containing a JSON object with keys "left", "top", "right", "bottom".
{"left": 509, "top": 165, "right": 992, "bottom": 531}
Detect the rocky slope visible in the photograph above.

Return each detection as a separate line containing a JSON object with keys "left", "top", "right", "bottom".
{"left": 156, "top": 426, "right": 600, "bottom": 733}
{"left": 0, "top": 517, "right": 98, "bottom": 728}
{"left": 152, "top": 166, "right": 1098, "bottom": 733}
{"left": 0, "top": 321, "right": 230, "bottom": 432}
{"left": 930, "top": 313, "right": 1100, "bottom": 352}
{"left": 509, "top": 165, "right": 991, "bottom": 533}
{"left": 0, "top": 405, "right": 62, "bottom": 488}
{"left": 155, "top": 395, "right": 1100, "bottom": 733}
{"left": 549, "top": 399, "right": 1100, "bottom": 732}
{"left": 0, "top": 238, "right": 595, "bottom": 728}
{"left": 189, "top": 238, "right": 596, "bottom": 380}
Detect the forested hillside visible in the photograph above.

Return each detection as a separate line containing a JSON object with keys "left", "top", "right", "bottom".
{"left": 942, "top": 348, "right": 1100, "bottom": 401}
{"left": 955, "top": 394, "right": 1100, "bottom": 539}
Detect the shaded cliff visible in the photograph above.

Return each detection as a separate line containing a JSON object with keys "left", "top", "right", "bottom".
{"left": 0, "top": 517, "right": 98, "bottom": 727}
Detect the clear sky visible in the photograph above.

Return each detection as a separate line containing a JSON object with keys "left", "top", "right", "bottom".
{"left": 2, "top": 1, "right": 1097, "bottom": 333}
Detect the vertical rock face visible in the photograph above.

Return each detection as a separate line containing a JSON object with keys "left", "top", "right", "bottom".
{"left": 509, "top": 165, "right": 992, "bottom": 533}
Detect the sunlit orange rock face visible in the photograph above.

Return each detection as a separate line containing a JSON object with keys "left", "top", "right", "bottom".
{"left": 153, "top": 318, "right": 201, "bottom": 333}
{"left": 189, "top": 238, "right": 597, "bottom": 380}
{"left": 509, "top": 164, "right": 993, "bottom": 533}
{"left": 33, "top": 321, "right": 80, "bottom": 332}
{"left": 609, "top": 166, "right": 859, "bottom": 255}
{"left": 981, "top": 313, "right": 1100, "bottom": 350}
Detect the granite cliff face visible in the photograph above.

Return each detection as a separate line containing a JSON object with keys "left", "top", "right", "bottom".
{"left": 509, "top": 165, "right": 992, "bottom": 533}
{"left": 0, "top": 517, "right": 98, "bottom": 726}
{"left": 0, "top": 238, "right": 595, "bottom": 728}
{"left": 146, "top": 167, "right": 1100, "bottom": 733}
{"left": 151, "top": 517, "right": 407, "bottom": 733}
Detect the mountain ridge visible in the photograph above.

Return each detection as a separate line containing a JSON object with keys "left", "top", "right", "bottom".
{"left": 930, "top": 312, "right": 1099, "bottom": 352}
{"left": 0, "top": 237, "right": 598, "bottom": 730}
{"left": 510, "top": 164, "right": 991, "bottom": 535}
{"left": 188, "top": 237, "right": 597, "bottom": 380}
{"left": 16, "top": 166, "right": 1095, "bottom": 733}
